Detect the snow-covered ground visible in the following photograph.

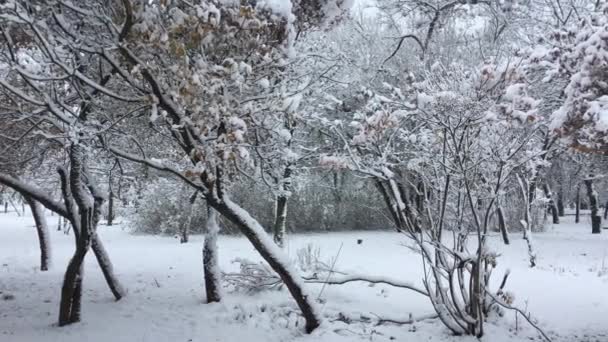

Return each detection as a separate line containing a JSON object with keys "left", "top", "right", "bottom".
{"left": 1, "top": 210, "right": 607, "bottom": 342}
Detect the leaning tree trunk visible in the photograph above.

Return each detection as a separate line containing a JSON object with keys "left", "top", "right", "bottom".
{"left": 497, "top": 206, "right": 509, "bottom": 245}
{"left": 584, "top": 177, "right": 601, "bottom": 234}
{"left": 542, "top": 184, "right": 559, "bottom": 224}
{"left": 25, "top": 196, "right": 51, "bottom": 271}
{"left": 91, "top": 234, "right": 125, "bottom": 300}
{"left": 212, "top": 197, "right": 320, "bottom": 333}
{"left": 203, "top": 206, "right": 221, "bottom": 303}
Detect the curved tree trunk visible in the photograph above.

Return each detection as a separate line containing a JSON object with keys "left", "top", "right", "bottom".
{"left": 211, "top": 197, "right": 320, "bottom": 333}
{"left": 0, "top": 172, "right": 124, "bottom": 301}
{"left": 25, "top": 196, "right": 51, "bottom": 271}
{"left": 203, "top": 206, "right": 221, "bottom": 303}
{"left": 59, "top": 208, "right": 92, "bottom": 326}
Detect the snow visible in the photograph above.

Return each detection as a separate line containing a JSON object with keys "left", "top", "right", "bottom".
{"left": 257, "top": 0, "right": 293, "bottom": 19}
{"left": 1, "top": 210, "right": 608, "bottom": 342}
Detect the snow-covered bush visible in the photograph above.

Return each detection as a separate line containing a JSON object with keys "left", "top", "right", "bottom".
{"left": 131, "top": 178, "right": 207, "bottom": 235}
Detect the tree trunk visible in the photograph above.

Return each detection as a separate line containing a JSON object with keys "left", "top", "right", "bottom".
{"left": 203, "top": 206, "right": 221, "bottom": 303}
{"left": 584, "top": 177, "right": 601, "bottom": 234}
{"left": 9, "top": 197, "right": 21, "bottom": 216}
{"left": 91, "top": 234, "right": 125, "bottom": 300}
{"left": 604, "top": 200, "right": 608, "bottom": 220}
{"left": 517, "top": 175, "right": 536, "bottom": 267}
{"left": 0, "top": 169, "right": 124, "bottom": 302}
{"left": 575, "top": 185, "right": 581, "bottom": 223}
{"left": 211, "top": 197, "right": 320, "bottom": 333}
{"left": 25, "top": 197, "right": 51, "bottom": 271}
{"left": 107, "top": 188, "right": 115, "bottom": 226}
{"left": 469, "top": 261, "right": 483, "bottom": 337}
{"left": 528, "top": 180, "right": 536, "bottom": 210}
{"left": 542, "top": 184, "right": 559, "bottom": 224}
{"left": 497, "top": 206, "right": 509, "bottom": 245}
{"left": 273, "top": 195, "right": 288, "bottom": 247}
{"left": 68, "top": 266, "right": 84, "bottom": 323}
{"left": 58, "top": 209, "right": 92, "bottom": 326}
{"left": 273, "top": 166, "right": 293, "bottom": 247}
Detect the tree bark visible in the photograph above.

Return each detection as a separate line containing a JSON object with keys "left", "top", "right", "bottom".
{"left": 497, "top": 206, "right": 509, "bottom": 245}
{"left": 211, "top": 197, "right": 320, "bottom": 333}
{"left": 203, "top": 206, "right": 221, "bottom": 303}
{"left": 25, "top": 196, "right": 51, "bottom": 271}
{"left": 584, "top": 177, "right": 601, "bottom": 234}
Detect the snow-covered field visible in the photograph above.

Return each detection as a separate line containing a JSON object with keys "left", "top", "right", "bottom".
{"left": 1, "top": 211, "right": 607, "bottom": 342}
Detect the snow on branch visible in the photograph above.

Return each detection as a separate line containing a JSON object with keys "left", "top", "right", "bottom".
{"left": 304, "top": 274, "right": 429, "bottom": 297}
{"left": 0, "top": 173, "right": 68, "bottom": 217}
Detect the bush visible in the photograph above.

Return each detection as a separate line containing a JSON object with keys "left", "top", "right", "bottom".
{"left": 130, "top": 172, "right": 392, "bottom": 236}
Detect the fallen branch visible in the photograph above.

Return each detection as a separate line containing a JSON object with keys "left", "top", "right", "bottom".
{"left": 374, "top": 312, "right": 438, "bottom": 326}
{"left": 330, "top": 311, "right": 438, "bottom": 326}
{"left": 304, "top": 274, "right": 429, "bottom": 297}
